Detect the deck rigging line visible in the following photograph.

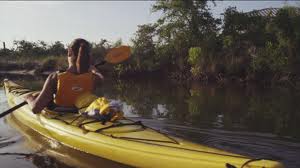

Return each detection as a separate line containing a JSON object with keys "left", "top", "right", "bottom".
{"left": 8, "top": 88, "right": 276, "bottom": 162}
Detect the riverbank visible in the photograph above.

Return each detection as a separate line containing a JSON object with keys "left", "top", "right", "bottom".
{"left": 2, "top": 62, "right": 300, "bottom": 90}
{"left": 114, "top": 68, "right": 300, "bottom": 90}
{"left": 0, "top": 56, "right": 115, "bottom": 82}
{"left": 0, "top": 55, "right": 67, "bottom": 76}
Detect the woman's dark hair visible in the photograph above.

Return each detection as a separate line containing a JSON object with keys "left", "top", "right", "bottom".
{"left": 69, "top": 38, "right": 91, "bottom": 74}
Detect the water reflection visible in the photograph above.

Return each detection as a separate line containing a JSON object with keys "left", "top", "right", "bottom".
{"left": 100, "top": 79, "right": 300, "bottom": 142}
{"left": 1, "top": 75, "right": 300, "bottom": 167}
{"left": 4, "top": 75, "right": 299, "bottom": 140}
{"left": 0, "top": 151, "right": 74, "bottom": 168}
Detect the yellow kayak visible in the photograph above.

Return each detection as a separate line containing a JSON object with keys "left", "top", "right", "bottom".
{"left": 3, "top": 80, "right": 284, "bottom": 168}
{"left": 6, "top": 113, "right": 130, "bottom": 168}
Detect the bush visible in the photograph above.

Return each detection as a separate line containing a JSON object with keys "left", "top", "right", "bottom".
{"left": 188, "top": 47, "right": 202, "bottom": 65}
{"left": 188, "top": 47, "right": 203, "bottom": 79}
{"left": 251, "top": 42, "right": 288, "bottom": 73}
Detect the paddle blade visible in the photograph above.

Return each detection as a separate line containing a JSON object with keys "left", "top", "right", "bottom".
{"left": 105, "top": 46, "right": 131, "bottom": 64}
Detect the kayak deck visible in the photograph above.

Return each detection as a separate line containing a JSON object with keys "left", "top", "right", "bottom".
{"left": 3, "top": 79, "right": 284, "bottom": 168}
{"left": 6, "top": 113, "right": 131, "bottom": 168}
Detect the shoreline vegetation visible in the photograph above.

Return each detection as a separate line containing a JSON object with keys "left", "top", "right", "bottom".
{"left": 1, "top": 2, "right": 300, "bottom": 88}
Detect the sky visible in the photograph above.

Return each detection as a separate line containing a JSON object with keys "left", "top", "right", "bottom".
{"left": 0, "top": 1, "right": 299, "bottom": 48}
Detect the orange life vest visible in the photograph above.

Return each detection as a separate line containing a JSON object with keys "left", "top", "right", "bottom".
{"left": 54, "top": 72, "right": 94, "bottom": 107}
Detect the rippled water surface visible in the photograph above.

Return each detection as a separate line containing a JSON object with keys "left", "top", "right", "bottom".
{"left": 0, "top": 75, "right": 300, "bottom": 168}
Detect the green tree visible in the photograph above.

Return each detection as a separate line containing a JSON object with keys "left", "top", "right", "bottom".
{"left": 222, "top": 7, "right": 271, "bottom": 76}
{"left": 131, "top": 24, "right": 157, "bottom": 71}
{"left": 152, "top": 0, "right": 220, "bottom": 72}
{"left": 48, "top": 41, "right": 66, "bottom": 56}
{"left": 270, "top": 7, "right": 300, "bottom": 73}
{"left": 112, "top": 38, "right": 123, "bottom": 48}
{"left": 188, "top": 47, "right": 202, "bottom": 78}
{"left": 13, "top": 40, "right": 36, "bottom": 56}
{"left": 90, "top": 39, "right": 110, "bottom": 62}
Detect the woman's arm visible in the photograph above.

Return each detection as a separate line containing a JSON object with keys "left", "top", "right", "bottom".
{"left": 25, "top": 72, "right": 57, "bottom": 114}
{"left": 89, "top": 65, "right": 104, "bottom": 91}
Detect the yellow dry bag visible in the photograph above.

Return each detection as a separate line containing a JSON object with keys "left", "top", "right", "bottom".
{"left": 76, "top": 93, "right": 124, "bottom": 124}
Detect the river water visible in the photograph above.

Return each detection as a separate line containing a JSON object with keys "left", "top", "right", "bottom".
{"left": 0, "top": 75, "right": 300, "bottom": 168}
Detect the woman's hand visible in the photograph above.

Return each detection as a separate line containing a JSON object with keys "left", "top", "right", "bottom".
{"left": 24, "top": 93, "right": 40, "bottom": 114}
{"left": 90, "top": 65, "right": 104, "bottom": 80}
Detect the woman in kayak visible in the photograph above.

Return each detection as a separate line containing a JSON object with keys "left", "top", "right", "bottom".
{"left": 25, "top": 38, "right": 104, "bottom": 113}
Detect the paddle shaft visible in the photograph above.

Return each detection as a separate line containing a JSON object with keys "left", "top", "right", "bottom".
{"left": 0, "top": 101, "right": 27, "bottom": 118}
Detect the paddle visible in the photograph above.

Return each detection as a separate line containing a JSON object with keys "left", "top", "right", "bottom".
{"left": 0, "top": 46, "right": 131, "bottom": 119}
{"left": 0, "top": 101, "right": 27, "bottom": 118}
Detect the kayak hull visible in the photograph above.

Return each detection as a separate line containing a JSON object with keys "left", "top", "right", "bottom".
{"left": 3, "top": 80, "right": 284, "bottom": 168}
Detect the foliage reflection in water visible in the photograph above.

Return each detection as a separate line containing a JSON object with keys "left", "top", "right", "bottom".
{"left": 99, "top": 78, "right": 300, "bottom": 141}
